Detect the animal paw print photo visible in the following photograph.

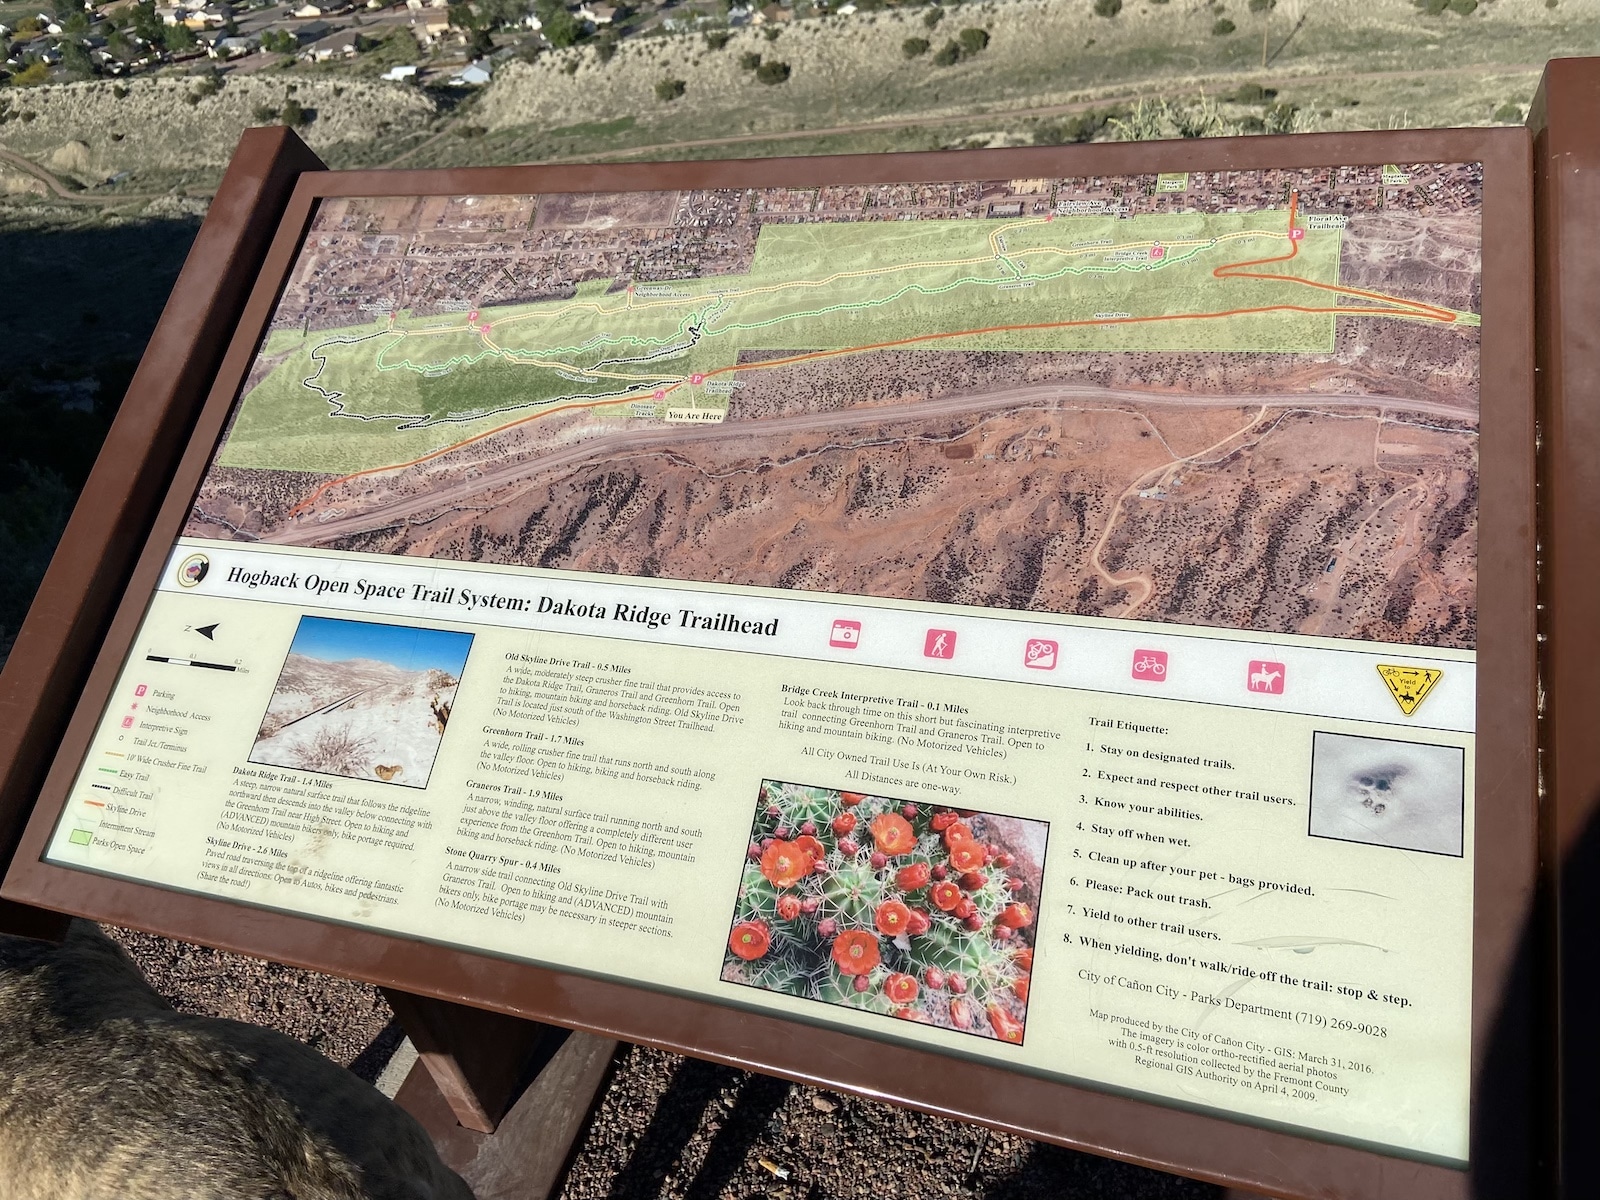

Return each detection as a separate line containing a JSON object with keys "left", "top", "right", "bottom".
{"left": 1306, "top": 732, "right": 1465, "bottom": 857}
{"left": 249, "top": 616, "right": 472, "bottom": 790}
{"left": 722, "top": 780, "right": 1047, "bottom": 1044}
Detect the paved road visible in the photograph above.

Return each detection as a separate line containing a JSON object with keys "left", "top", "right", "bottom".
{"left": 266, "top": 383, "right": 1475, "bottom": 547}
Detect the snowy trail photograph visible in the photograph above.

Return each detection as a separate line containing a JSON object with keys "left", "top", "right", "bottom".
{"left": 249, "top": 616, "right": 473, "bottom": 789}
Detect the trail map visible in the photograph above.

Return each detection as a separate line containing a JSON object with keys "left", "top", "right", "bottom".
{"left": 194, "top": 164, "right": 1481, "bottom": 648}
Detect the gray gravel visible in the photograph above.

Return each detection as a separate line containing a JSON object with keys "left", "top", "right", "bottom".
{"left": 106, "top": 926, "right": 1221, "bottom": 1200}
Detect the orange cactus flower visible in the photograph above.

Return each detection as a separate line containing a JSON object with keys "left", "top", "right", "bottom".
{"left": 874, "top": 899, "right": 912, "bottom": 937}
{"left": 1013, "top": 974, "right": 1030, "bottom": 1004}
{"left": 884, "top": 972, "right": 919, "bottom": 1005}
{"left": 759, "top": 839, "right": 810, "bottom": 887}
{"left": 792, "top": 834, "right": 826, "bottom": 865}
{"left": 930, "top": 810, "right": 959, "bottom": 832}
{"left": 943, "top": 821, "right": 974, "bottom": 850}
{"left": 949, "top": 841, "right": 987, "bottom": 872}
{"left": 831, "top": 929, "right": 882, "bottom": 976}
{"left": 840, "top": 791, "right": 867, "bottom": 807}
{"left": 776, "top": 894, "right": 801, "bottom": 921}
{"left": 930, "top": 880, "right": 962, "bottom": 912}
{"left": 1012, "top": 946, "right": 1034, "bottom": 972}
{"left": 729, "top": 920, "right": 770, "bottom": 961}
{"left": 869, "top": 812, "right": 916, "bottom": 856}
{"left": 987, "top": 1004, "right": 1023, "bottom": 1043}
{"left": 895, "top": 862, "right": 931, "bottom": 891}
{"left": 997, "top": 903, "right": 1034, "bottom": 929}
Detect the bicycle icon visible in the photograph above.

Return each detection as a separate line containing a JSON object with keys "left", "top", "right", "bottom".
{"left": 1132, "top": 649, "right": 1168, "bottom": 681}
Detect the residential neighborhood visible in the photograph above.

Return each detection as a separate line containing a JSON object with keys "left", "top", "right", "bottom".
{"left": 0, "top": 0, "right": 830, "bottom": 91}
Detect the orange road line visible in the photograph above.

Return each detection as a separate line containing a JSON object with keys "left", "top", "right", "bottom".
{"left": 83, "top": 800, "right": 105, "bottom": 808}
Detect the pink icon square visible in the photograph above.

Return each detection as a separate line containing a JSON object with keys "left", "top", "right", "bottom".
{"left": 1247, "top": 660, "right": 1286, "bottom": 694}
{"left": 120, "top": 716, "right": 134, "bottom": 729}
{"left": 1289, "top": 228, "right": 1305, "bottom": 241}
{"left": 829, "top": 619, "right": 862, "bottom": 650}
{"left": 924, "top": 629, "right": 957, "bottom": 660}
{"left": 134, "top": 684, "right": 147, "bottom": 697}
{"left": 1024, "top": 639, "right": 1058, "bottom": 670}
{"left": 1131, "top": 649, "right": 1168, "bottom": 681}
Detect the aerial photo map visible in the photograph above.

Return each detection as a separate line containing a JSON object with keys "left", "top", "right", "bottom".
{"left": 190, "top": 164, "right": 1481, "bottom": 649}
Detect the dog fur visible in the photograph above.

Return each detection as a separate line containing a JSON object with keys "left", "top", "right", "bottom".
{"left": 0, "top": 920, "right": 474, "bottom": 1200}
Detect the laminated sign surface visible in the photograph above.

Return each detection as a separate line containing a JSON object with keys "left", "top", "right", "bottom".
{"left": 43, "top": 164, "right": 1486, "bottom": 1164}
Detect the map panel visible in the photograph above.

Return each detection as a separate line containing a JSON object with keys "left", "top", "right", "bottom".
{"left": 192, "top": 165, "right": 1481, "bottom": 649}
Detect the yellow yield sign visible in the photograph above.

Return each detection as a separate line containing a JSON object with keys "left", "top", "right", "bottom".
{"left": 1377, "top": 664, "right": 1443, "bottom": 716}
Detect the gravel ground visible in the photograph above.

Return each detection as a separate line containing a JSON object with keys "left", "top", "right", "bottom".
{"left": 106, "top": 926, "right": 1221, "bottom": 1200}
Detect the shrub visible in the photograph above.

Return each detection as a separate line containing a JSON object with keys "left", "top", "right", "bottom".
{"left": 253, "top": 104, "right": 279, "bottom": 122}
{"left": 281, "top": 98, "right": 309, "bottom": 126}
{"left": 1493, "top": 102, "right": 1523, "bottom": 123}
{"left": 1447, "top": 0, "right": 1476, "bottom": 12}
{"left": 704, "top": 29, "right": 731, "bottom": 49}
{"left": 957, "top": 27, "right": 989, "bottom": 54}
{"left": 1228, "top": 81, "right": 1274, "bottom": 103}
{"left": 755, "top": 59, "right": 791, "bottom": 84}
{"left": 10, "top": 62, "right": 48, "bottom": 87}
{"left": 763, "top": 25, "right": 780, "bottom": 40}
{"left": 1211, "top": 17, "right": 1235, "bottom": 34}
{"left": 654, "top": 76, "right": 686, "bottom": 101}
{"left": 739, "top": 50, "right": 762, "bottom": 69}
{"left": 902, "top": 36, "right": 930, "bottom": 57}
{"left": 1248, "top": 0, "right": 1274, "bottom": 10}
{"left": 923, "top": 6, "right": 943, "bottom": 27}
{"left": 301, "top": 726, "right": 373, "bottom": 776}
{"left": 1093, "top": 0, "right": 1121, "bottom": 16}
{"left": 1033, "top": 108, "right": 1117, "bottom": 144}
{"left": 596, "top": 35, "right": 618, "bottom": 61}
{"left": 1417, "top": 0, "right": 1449, "bottom": 12}
{"left": 112, "top": 84, "right": 128, "bottom": 99}
{"left": 933, "top": 39, "right": 961, "bottom": 65}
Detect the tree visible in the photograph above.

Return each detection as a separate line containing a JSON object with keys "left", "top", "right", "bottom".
{"left": 922, "top": 6, "right": 943, "bottom": 27}
{"left": 901, "top": 36, "right": 929, "bottom": 57}
{"left": 703, "top": 29, "right": 731, "bottom": 49}
{"left": 654, "top": 76, "right": 685, "bottom": 101}
{"left": 755, "top": 59, "right": 789, "bottom": 83}
{"left": 130, "top": 1, "right": 165, "bottom": 46}
{"left": 60, "top": 40, "right": 93, "bottom": 77}
{"left": 162, "top": 21, "right": 196, "bottom": 52}
{"left": 1092, "top": 0, "right": 1121, "bottom": 16}
{"left": 932, "top": 39, "right": 960, "bottom": 66}
{"left": 1211, "top": 17, "right": 1235, "bottom": 34}
{"left": 261, "top": 28, "right": 296, "bottom": 53}
{"left": 10, "top": 60, "right": 49, "bottom": 85}
{"left": 281, "top": 97, "right": 308, "bottom": 126}
{"left": 956, "top": 27, "right": 988, "bottom": 54}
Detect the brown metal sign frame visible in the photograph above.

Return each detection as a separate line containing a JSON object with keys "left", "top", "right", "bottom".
{"left": 1528, "top": 56, "right": 1600, "bottom": 1200}
{"left": 0, "top": 127, "right": 1539, "bottom": 1200}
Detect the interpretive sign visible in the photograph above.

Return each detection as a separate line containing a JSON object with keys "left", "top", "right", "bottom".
{"left": 2, "top": 132, "right": 1537, "bottom": 1198}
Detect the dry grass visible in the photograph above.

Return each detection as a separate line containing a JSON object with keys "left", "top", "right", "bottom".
{"left": 0, "top": 74, "right": 435, "bottom": 186}
{"left": 471, "top": 0, "right": 1599, "bottom": 154}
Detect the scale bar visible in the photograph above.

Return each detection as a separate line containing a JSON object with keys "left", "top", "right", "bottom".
{"left": 145, "top": 654, "right": 237, "bottom": 672}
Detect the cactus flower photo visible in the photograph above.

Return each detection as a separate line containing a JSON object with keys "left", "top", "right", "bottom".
{"left": 722, "top": 780, "right": 1047, "bottom": 1043}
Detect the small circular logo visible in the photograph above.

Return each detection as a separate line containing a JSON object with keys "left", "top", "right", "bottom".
{"left": 177, "top": 553, "right": 210, "bottom": 588}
